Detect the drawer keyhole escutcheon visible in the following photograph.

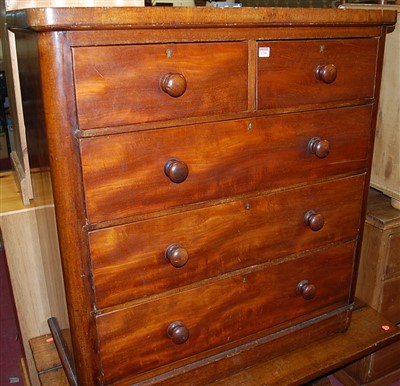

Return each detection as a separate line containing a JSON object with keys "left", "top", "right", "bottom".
{"left": 161, "top": 73, "right": 187, "bottom": 97}
{"left": 165, "top": 244, "right": 189, "bottom": 268}
{"left": 308, "top": 137, "right": 330, "bottom": 159}
{"left": 314, "top": 63, "right": 337, "bottom": 84}
{"left": 167, "top": 321, "right": 189, "bottom": 344}
{"left": 296, "top": 280, "right": 316, "bottom": 300}
{"left": 304, "top": 209, "right": 325, "bottom": 232}
{"left": 164, "top": 158, "right": 189, "bottom": 183}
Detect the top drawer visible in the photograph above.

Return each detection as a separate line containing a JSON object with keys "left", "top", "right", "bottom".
{"left": 73, "top": 42, "right": 248, "bottom": 130}
{"left": 257, "top": 38, "right": 378, "bottom": 109}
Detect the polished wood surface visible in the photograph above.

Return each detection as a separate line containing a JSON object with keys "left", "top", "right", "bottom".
{"left": 257, "top": 38, "right": 378, "bottom": 109}
{"left": 7, "top": 7, "right": 397, "bottom": 386}
{"left": 6, "top": 7, "right": 396, "bottom": 30}
{"left": 97, "top": 242, "right": 354, "bottom": 384}
{"left": 90, "top": 175, "right": 364, "bottom": 308}
{"left": 73, "top": 43, "right": 248, "bottom": 129}
{"left": 80, "top": 106, "right": 371, "bottom": 224}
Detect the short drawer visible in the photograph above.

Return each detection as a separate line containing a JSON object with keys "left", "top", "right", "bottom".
{"left": 73, "top": 42, "right": 248, "bottom": 130}
{"left": 96, "top": 241, "right": 355, "bottom": 384}
{"left": 257, "top": 38, "right": 378, "bottom": 109}
{"left": 90, "top": 174, "right": 365, "bottom": 309}
{"left": 80, "top": 105, "right": 371, "bottom": 223}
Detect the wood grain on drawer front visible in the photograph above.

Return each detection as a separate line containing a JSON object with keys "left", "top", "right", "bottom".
{"left": 257, "top": 38, "right": 378, "bottom": 109}
{"left": 96, "top": 241, "right": 355, "bottom": 384}
{"left": 90, "top": 174, "right": 364, "bottom": 309}
{"left": 73, "top": 42, "right": 248, "bottom": 130}
{"left": 80, "top": 105, "right": 371, "bottom": 224}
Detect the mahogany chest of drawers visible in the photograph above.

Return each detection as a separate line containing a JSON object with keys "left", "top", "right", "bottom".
{"left": 7, "top": 7, "right": 396, "bottom": 386}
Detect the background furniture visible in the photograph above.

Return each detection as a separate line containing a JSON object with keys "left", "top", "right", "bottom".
{"left": 339, "top": 189, "right": 400, "bottom": 385}
{"left": 0, "top": 170, "right": 68, "bottom": 386}
{"left": 342, "top": 4, "right": 400, "bottom": 209}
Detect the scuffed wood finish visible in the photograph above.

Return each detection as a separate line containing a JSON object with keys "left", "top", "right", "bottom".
{"left": 73, "top": 43, "right": 248, "bottom": 129}
{"left": 35, "top": 32, "right": 101, "bottom": 386}
{"left": 5, "top": 7, "right": 397, "bottom": 31}
{"left": 28, "top": 305, "right": 400, "bottom": 386}
{"left": 212, "top": 304, "right": 400, "bottom": 386}
{"left": 342, "top": 189, "right": 400, "bottom": 384}
{"left": 7, "top": 6, "right": 396, "bottom": 386}
{"left": 90, "top": 175, "right": 365, "bottom": 309}
{"left": 355, "top": 189, "right": 400, "bottom": 323}
{"left": 97, "top": 242, "right": 354, "bottom": 384}
{"left": 81, "top": 106, "right": 371, "bottom": 223}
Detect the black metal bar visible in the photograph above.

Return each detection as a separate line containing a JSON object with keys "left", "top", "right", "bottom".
{"left": 48, "top": 317, "right": 78, "bottom": 386}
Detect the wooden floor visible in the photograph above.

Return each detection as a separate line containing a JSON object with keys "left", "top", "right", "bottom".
{"left": 30, "top": 303, "right": 400, "bottom": 386}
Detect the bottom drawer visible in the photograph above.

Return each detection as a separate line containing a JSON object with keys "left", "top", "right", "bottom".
{"left": 96, "top": 241, "right": 355, "bottom": 384}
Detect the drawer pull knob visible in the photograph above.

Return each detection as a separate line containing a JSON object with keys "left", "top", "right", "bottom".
{"left": 167, "top": 321, "right": 189, "bottom": 344}
{"left": 165, "top": 244, "right": 189, "bottom": 268}
{"left": 304, "top": 210, "right": 325, "bottom": 232}
{"left": 296, "top": 280, "right": 316, "bottom": 300}
{"left": 315, "top": 63, "right": 337, "bottom": 84}
{"left": 308, "top": 137, "right": 330, "bottom": 159}
{"left": 164, "top": 158, "right": 189, "bottom": 183}
{"left": 161, "top": 73, "right": 187, "bottom": 97}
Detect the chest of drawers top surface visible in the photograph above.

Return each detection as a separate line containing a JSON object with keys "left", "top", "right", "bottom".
{"left": 7, "top": 7, "right": 397, "bottom": 386}
{"left": 6, "top": 6, "right": 396, "bottom": 29}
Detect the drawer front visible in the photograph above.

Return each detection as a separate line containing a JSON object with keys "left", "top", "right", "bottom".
{"left": 80, "top": 105, "right": 371, "bottom": 223}
{"left": 90, "top": 175, "right": 365, "bottom": 309}
{"left": 379, "top": 276, "right": 400, "bottom": 323}
{"left": 385, "top": 231, "right": 400, "bottom": 278}
{"left": 369, "top": 339, "right": 400, "bottom": 381}
{"left": 96, "top": 241, "right": 355, "bottom": 384}
{"left": 257, "top": 38, "right": 378, "bottom": 110}
{"left": 73, "top": 42, "right": 248, "bottom": 130}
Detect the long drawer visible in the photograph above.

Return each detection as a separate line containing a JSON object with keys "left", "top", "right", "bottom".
{"left": 73, "top": 42, "right": 248, "bottom": 130}
{"left": 96, "top": 241, "right": 355, "bottom": 384}
{"left": 257, "top": 38, "right": 378, "bottom": 109}
{"left": 90, "top": 174, "right": 365, "bottom": 309}
{"left": 80, "top": 105, "right": 371, "bottom": 223}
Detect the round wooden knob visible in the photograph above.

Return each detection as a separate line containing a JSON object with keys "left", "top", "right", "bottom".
{"left": 164, "top": 159, "right": 189, "bottom": 183}
{"left": 161, "top": 73, "right": 187, "bottom": 97}
{"left": 165, "top": 244, "right": 189, "bottom": 268}
{"left": 304, "top": 210, "right": 325, "bottom": 232}
{"left": 167, "top": 321, "right": 189, "bottom": 344}
{"left": 315, "top": 63, "right": 337, "bottom": 84}
{"left": 296, "top": 280, "right": 316, "bottom": 300}
{"left": 308, "top": 137, "right": 330, "bottom": 159}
